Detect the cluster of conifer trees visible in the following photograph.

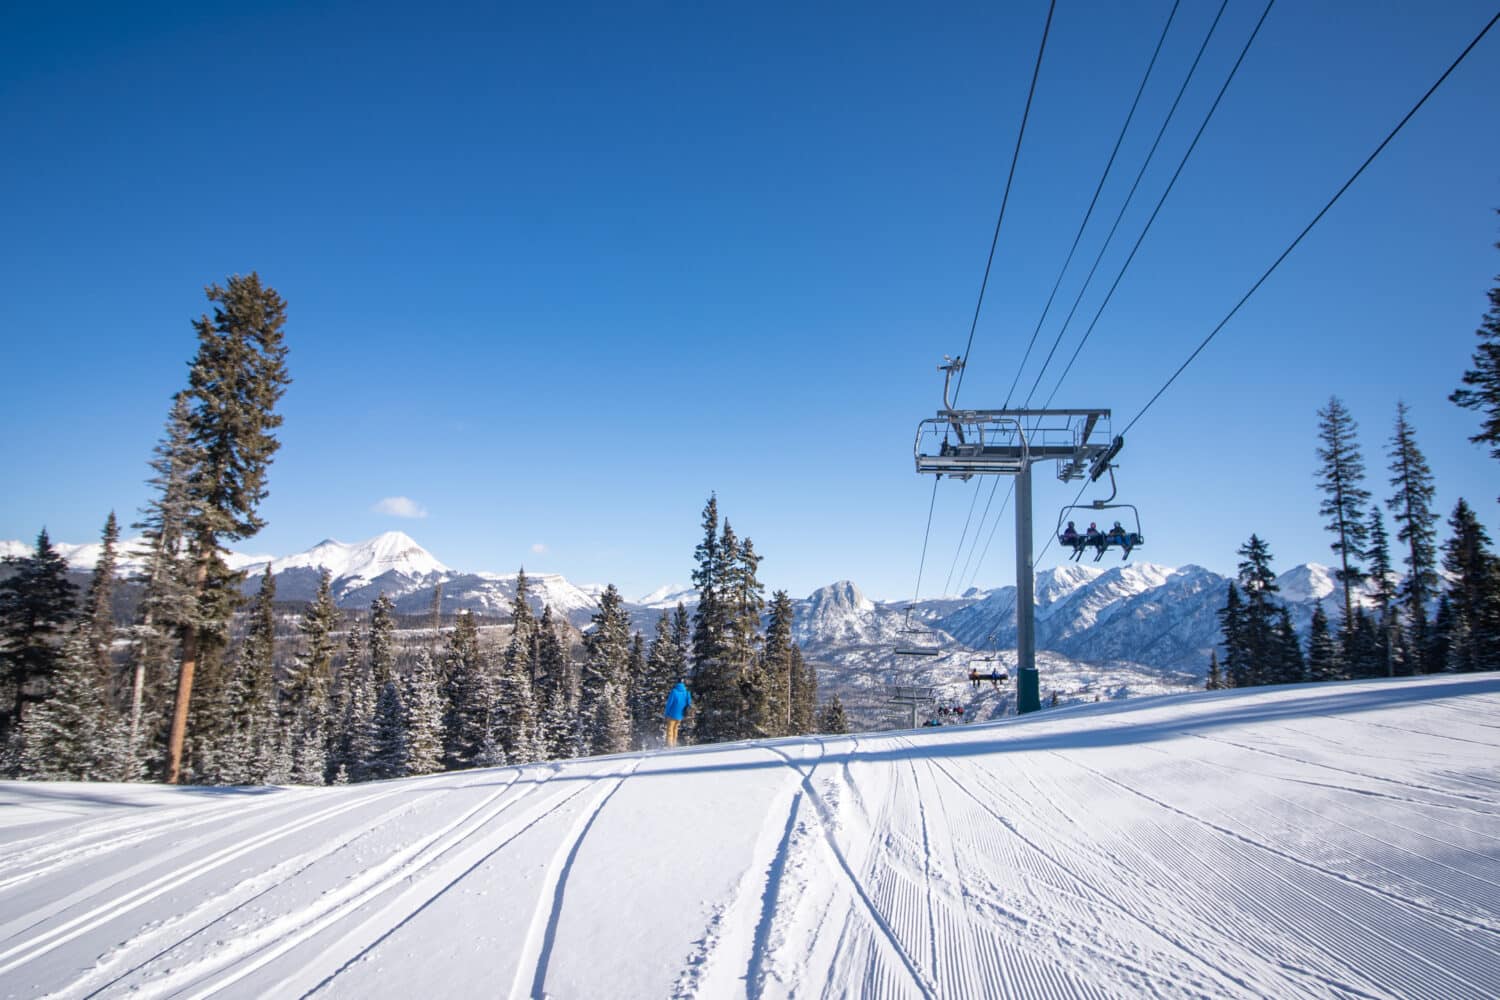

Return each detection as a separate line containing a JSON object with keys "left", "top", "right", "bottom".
{"left": 0, "top": 272, "right": 841, "bottom": 785}
{"left": 1211, "top": 245, "right": 1500, "bottom": 687}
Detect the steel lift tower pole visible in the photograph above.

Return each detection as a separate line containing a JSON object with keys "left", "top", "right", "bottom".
{"left": 913, "top": 360, "right": 1118, "bottom": 713}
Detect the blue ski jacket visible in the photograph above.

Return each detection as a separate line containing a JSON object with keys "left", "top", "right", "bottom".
{"left": 663, "top": 682, "right": 692, "bottom": 720}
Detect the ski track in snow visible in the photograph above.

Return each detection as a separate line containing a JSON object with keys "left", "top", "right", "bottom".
{"left": 3, "top": 676, "right": 1499, "bottom": 999}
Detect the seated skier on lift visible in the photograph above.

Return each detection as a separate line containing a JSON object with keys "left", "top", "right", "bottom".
{"left": 1060, "top": 521, "right": 1085, "bottom": 560}
{"left": 969, "top": 668, "right": 1009, "bottom": 689}
{"left": 1085, "top": 521, "right": 1107, "bottom": 561}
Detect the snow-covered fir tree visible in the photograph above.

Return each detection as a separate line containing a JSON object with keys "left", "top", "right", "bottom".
{"left": 581, "top": 585, "right": 631, "bottom": 755}
{"left": 367, "top": 679, "right": 408, "bottom": 780}
{"left": 333, "top": 615, "right": 377, "bottom": 781}
{"left": 640, "top": 608, "right": 685, "bottom": 748}
{"left": 789, "top": 645, "right": 817, "bottom": 736}
{"left": 285, "top": 569, "right": 337, "bottom": 784}
{"left": 762, "top": 590, "right": 796, "bottom": 737}
{"left": 402, "top": 647, "right": 445, "bottom": 775}
{"left": 369, "top": 593, "right": 397, "bottom": 688}
{"left": 490, "top": 570, "right": 540, "bottom": 764}
{"left": 19, "top": 631, "right": 131, "bottom": 782}
{"left": 534, "top": 605, "right": 578, "bottom": 760}
{"left": 690, "top": 496, "right": 738, "bottom": 743}
{"left": 442, "top": 610, "right": 490, "bottom": 768}
{"left": 1450, "top": 222, "right": 1500, "bottom": 495}
{"left": 624, "top": 630, "right": 651, "bottom": 748}
{"left": 1, "top": 528, "right": 79, "bottom": 742}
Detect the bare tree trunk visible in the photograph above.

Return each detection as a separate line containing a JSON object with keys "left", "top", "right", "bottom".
{"left": 165, "top": 557, "right": 209, "bottom": 784}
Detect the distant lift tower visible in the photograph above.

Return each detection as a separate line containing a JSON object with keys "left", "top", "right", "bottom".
{"left": 913, "top": 358, "right": 1120, "bottom": 713}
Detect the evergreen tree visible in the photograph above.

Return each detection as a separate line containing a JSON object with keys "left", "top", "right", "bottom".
{"left": 403, "top": 647, "right": 445, "bottom": 775}
{"left": 1205, "top": 650, "right": 1224, "bottom": 690}
{"left": 624, "top": 630, "right": 651, "bottom": 749}
{"left": 239, "top": 567, "right": 279, "bottom": 782}
{"left": 367, "top": 679, "right": 408, "bottom": 780}
{"left": 1315, "top": 397, "right": 1370, "bottom": 632}
{"left": 818, "top": 693, "right": 849, "bottom": 735}
{"left": 1217, "top": 583, "right": 1247, "bottom": 688}
{"left": 580, "top": 585, "right": 631, "bottom": 755}
{"left": 1270, "top": 607, "right": 1305, "bottom": 685}
{"left": 442, "top": 610, "right": 489, "bottom": 768}
{"left": 0, "top": 529, "right": 79, "bottom": 739}
{"left": 127, "top": 394, "right": 197, "bottom": 765}
{"left": 1340, "top": 607, "right": 1381, "bottom": 679}
{"left": 690, "top": 496, "right": 738, "bottom": 743}
{"left": 368, "top": 593, "right": 397, "bottom": 688}
{"left": 491, "top": 571, "right": 540, "bottom": 764}
{"left": 1235, "top": 535, "right": 1281, "bottom": 686}
{"left": 1428, "top": 594, "right": 1455, "bottom": 673}
{"left": 1305, "top": 604, "right": 1340, "bottom": 682}
{"left": 167, "top": 273, "right": 292, "bottom": 784}
{"left": 1386, "top": 401, "right": 1439, "bottom": 669}
{"left": 1450, "top": 220, "right": 1500, "bottom": 497}
{"left": 789, "top": 645, "right": 817, "bottom": 735}
{"left": 534, "top": 605, "right": 577, "bottom": 760}
{"left": 762, "top": 590, "right": 796, "bottom": 738}
{"left": 83, "top": 512, "right": 120, "bottom": 691}
{"left": 18, "top": 631, "right": 130, "bottom": 781}
{"left": 1442, "top": 499, "right": 1500, "bottom": 672}
{"left": 333, "top": 615, "right": 377, "bottom": 780}
{"left": 285, "top": 569, "right": 337, "bottom": 781}
{"left": 1365, "top": 508, "right": 1400, "bottom": 676}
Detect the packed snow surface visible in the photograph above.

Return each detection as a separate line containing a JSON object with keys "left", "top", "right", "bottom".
{"left": 3, "top": 675, "right": 1498, "bottom": 999}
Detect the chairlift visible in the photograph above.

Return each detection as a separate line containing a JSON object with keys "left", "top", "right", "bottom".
{"left": 964, "top": 632, "right": 1009, "bottom": 687}
{"left": 1055, "top": 464, "right": 1144, "bottom": 563}
{"left": 893, "top": 607, "right": 941, "bottom": 657}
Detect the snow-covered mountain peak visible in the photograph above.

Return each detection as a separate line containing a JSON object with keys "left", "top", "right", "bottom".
{"left": 637, "top": 584, "right": 696, "bottom": 608}
{"left": 806, "top": 580, "right": 874, "bottom": 614}
{"left": 261, "top": 531, "right": 448, "bottom": 582}
{"left": 1275, "top": 562, "right": 1337, "bottom": 603}
{"left": 1036, "top": 564, "right": 1103, "bottom": 604}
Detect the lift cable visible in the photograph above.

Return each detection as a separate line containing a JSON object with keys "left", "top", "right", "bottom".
{"left": 950, "top": 0, "right": 1057, "bottom": 409}
{"left": 943, "top": 0, "right": 1183, "bottom": 597}
{"left": 1021, "top": 0, "right": 1231, "bottom": 412}
{"left": 907, "top": 477, "right": 942, "bottom": 619}
{"left": 1122, "top": 7, "right": 1500, "bottom": 438}
{"left": 1040, "top": 0, "right": 1275, "bottom": 412}
{"left": 1001, "top": 0, "right": 1183, "bottom": 412}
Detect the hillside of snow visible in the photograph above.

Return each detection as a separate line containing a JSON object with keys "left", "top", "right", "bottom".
{"left": 3, "top": 674, "right": 1497, "bottom": 999}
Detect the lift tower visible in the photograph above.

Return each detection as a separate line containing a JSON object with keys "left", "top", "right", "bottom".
{"left": 913, "top": 359, "right": 1118, "bottom": 713}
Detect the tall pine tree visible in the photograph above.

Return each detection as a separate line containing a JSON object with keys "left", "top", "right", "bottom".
{"left": 1386, "top": 402, "right": 1439, "bottom": 669}
{"left": 167, "top": 274, "right": 292, "bottom": 784}
{"left": 580, "top": 585, "right": 631, "bottom": 755}
{"left": 1315, "top": 397, "right": 1370, "bottom": 633}
{"left": 82, "top": 512, "right": 120, "bottom": 692}
{"left": 690, "top": 496, "right": 738, "bottom": 743}
{"left": 491, "top": 571, "right": 540, "bottom": 764}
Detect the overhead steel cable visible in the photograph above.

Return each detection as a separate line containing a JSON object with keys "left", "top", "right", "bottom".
{"left": 1039, "top": 0, "right": 1275, "bottom": 411}
{"left": 908, "top": 478, "right": 941, "bottom": 619}
{"left": 1122, "top": 7, "right": 1500, "bottom": 438}
{"left": 921, "top": 0, "right": 1055, "bottom": 604}
{"left": 1021, "top": 0, "right": 1231, "bottom": 410}
{"left": 950, "top": 0, "right": 1057, "bottom": 408}
{"left": 946, "top": 0, "right": 1184, "bottom": 596}
{"left": 1001, "top": 0, "right": 1184, "bottom": 411}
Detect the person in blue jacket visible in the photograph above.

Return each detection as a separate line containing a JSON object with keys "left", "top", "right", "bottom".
{"left": 663, "top": 679, "right": 692, "bottom": 747}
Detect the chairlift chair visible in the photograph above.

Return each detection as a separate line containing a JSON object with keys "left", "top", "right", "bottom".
{"left": 1055, "top": 466, "right": 1144, "bottom": 562}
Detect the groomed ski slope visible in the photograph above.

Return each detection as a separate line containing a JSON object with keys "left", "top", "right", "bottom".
{"left": 2, "top": 675, "right": 1498, "bottom": 999}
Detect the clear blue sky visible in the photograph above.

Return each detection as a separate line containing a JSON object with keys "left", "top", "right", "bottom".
{"left": 2, "top": 1, "right": 1497, "bottom": 602}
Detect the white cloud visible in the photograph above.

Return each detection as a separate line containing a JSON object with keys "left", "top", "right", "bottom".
{"left": 373, "top": 496, "right": 428, "bottom": 519}
{"left": 531, "top": 543, "right": 547, "bottom": 554}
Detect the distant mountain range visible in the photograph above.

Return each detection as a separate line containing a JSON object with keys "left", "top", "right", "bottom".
{"left": 5, "top": 530, "right": 1367, "bottom": 672}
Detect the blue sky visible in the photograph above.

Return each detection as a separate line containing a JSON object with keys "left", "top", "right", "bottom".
{"left": 2, "top": 1, "right": 1497, "bottom": 603}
